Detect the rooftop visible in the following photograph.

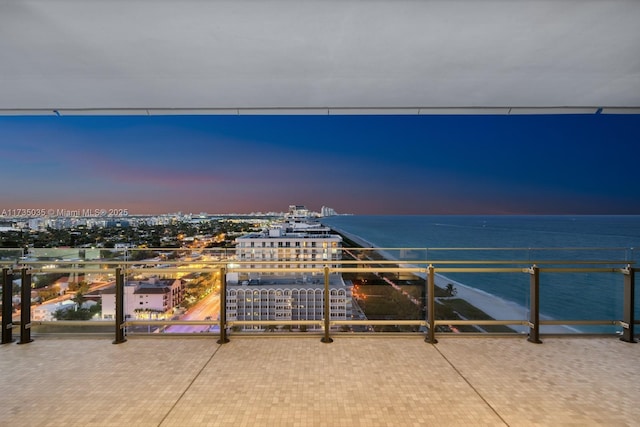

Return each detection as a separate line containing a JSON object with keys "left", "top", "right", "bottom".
{"left": 1, "top": 335, "right": 638, "bottom": 426}
{"left": 237, "top": 232, "right": 338, "bottom": 239}
{"left": 228, "top": 275, "right": 345, "bottom": 288}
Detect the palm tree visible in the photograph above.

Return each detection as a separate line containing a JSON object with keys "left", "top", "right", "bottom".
{"left": 445, "top": 283, "right": 457, "bottom": 297}
{"left": 72, "top": 290, "right": 86, "bottom": 310}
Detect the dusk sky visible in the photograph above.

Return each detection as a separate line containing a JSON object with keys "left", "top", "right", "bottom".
{"left": 1, "top": 114, "right": 639, "bottom": 215}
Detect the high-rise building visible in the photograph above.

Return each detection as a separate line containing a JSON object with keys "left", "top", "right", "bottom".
{"left": 227, "top": 275, "right": 351, "bottom": 327}
{"left": 232, "top": 206, "right": 342, "bottom": 274}
{"left": 320, "top": 206, "right": 337, "bottom": 217}
{"left": 226, "top": 206, "right": 351, "bottom": 329}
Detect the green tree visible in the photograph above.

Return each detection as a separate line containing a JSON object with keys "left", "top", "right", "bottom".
{"left": 53, "top": 305, "right": 94, "bottom": 320}
{"left": 72, "top": 291, "right": 86, "bottom": 309}
{"left": 445, "top": 283, "right": 457, "bottom": 297}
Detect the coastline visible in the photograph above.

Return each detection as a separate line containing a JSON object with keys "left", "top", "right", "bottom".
{"left": 331, "top": 225, "right": 574, "bottom": 334}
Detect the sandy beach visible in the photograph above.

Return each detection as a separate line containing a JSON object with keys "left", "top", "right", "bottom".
{"left": 436, "top": 276, "right": 576, "bottom": 333}
{"left": 334, "top": 226, "right": 574, "bottom": 333}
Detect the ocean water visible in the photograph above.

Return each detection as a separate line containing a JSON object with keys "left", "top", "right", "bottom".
{"left": 321, "top": 215, "right": 640, "bottom": 331}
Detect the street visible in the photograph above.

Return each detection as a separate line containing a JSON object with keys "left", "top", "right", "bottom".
{"left": 164, "top": 291, "right": 221, "bottom": 333}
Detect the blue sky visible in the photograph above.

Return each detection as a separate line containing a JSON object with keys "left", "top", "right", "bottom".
{"left": 1, "top": 114, "right": 639, "bottom": 215}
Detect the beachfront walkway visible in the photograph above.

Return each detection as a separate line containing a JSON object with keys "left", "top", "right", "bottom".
{"left": 1, "top": 335, "right": 638, "bottom": 426}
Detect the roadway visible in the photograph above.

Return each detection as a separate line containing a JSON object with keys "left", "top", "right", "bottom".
{"left": 164, "top": 291, "right": 221, "bottom": 333}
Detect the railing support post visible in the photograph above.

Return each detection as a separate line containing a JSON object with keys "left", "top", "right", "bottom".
{"left": 425, "top": 265, "right": 437, "bottom": 344}
{"left": 2, "top": 268, "right": 15, "bottom": 344}
{"left": 18, "top": 267, "right": 33, "bottom": 344}
{"left": 321, "top": 265, "right": 333, "bottom": 343}
{"left": 217, "top": 267, "right": 229, "bottom": 344}
{"left": 112, "top": 267, "right": 126, "bottom": 344}
{"left": 528, "top": 265, "right": 542, "bottom": 344}
{"left": 620, "top": 265, "right": 636, "bottom": 343}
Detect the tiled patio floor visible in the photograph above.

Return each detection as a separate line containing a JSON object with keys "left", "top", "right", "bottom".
{"left": 1, "top": 335, "right": 638, "bottom": 426}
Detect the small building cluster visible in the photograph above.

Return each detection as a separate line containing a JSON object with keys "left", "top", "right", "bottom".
{"left": 101, "top": 277, "right": 185, "bottom": 320}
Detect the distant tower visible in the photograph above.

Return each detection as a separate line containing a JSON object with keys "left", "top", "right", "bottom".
{"left": 320, "top": 206, "right": 337, "bottom": 217}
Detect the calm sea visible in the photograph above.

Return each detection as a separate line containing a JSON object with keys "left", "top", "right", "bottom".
{"left": 321, "top": 215, "right": 640, "bottom": 331}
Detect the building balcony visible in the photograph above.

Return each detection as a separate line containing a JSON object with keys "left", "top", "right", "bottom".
{"left": 1, "top": 335, "right": 638, "bottom": 425}
{"left": 1, "top": 246, "right": 638, "bottom": 424}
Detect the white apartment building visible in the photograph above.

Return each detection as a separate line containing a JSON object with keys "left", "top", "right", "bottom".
{"left": 101, "top": 277, "right": 185, "bottom": 320}
{"left": 226, "top": 275, "right": 352, "bottom": 327}
{"left": 320, "top": 206, "right": 337, "bottom": 217}
{"left": 234, "top": 206, "right": 342, "bottom": 273}
{"left": 227, "top": 205, "right": 351, "bottom": 329}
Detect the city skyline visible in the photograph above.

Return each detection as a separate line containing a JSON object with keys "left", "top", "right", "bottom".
{"left": 1, "top": 114, "right": 639, "bottom": 215}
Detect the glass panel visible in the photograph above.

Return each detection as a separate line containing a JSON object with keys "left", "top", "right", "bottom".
{"left": 0, "top": 248, "right": 24, "bottom": 262}
{"left": 4, "top": 244, "right": 634, "bottom": 338}
{"left": 114, "top": 248, "right": 223, "bottom": 335}
{"left": 28, "top": 267, "right": 111, "bottom": 335}
{"left": 530, "top": 247, "right": 629, "bottom": 334}
{"left": 435, "top": 272, "right": 529, "bottom": 334}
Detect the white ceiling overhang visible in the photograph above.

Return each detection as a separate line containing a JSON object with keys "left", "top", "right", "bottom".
{"left": 1, "top": 0, "right": 639, "bottom": 115}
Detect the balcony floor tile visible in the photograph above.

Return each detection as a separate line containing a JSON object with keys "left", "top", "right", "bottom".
{"left": 0, "top": 336, "right": 638, "bottom": 426}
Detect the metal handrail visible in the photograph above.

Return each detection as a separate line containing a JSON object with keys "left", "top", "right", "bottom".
{"left": 2, "top": 256, "right": 637, "bottom": 346}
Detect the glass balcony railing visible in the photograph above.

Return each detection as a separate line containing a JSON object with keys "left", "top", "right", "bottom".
{"left": 1, "top": 247, "right": 637, "bottom": 345}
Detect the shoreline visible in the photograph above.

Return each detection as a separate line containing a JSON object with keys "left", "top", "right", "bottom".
{"left": 332, "top": 225, "right": 575, "bottom": 334}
